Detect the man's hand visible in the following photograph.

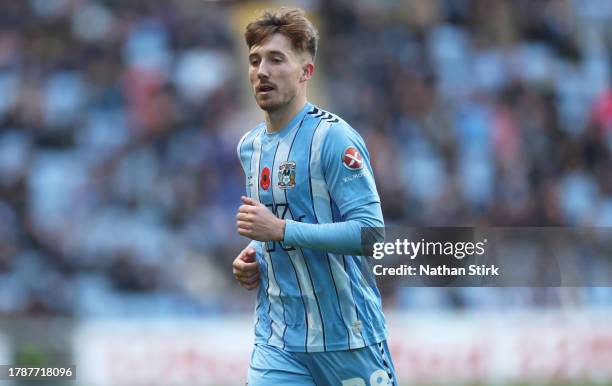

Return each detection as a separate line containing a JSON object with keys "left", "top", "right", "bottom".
{"left": 232, "top": 246, "right": 260, "bottom": 290}
{"left": 236, "top": 196, "right": 285, "bottom": 241}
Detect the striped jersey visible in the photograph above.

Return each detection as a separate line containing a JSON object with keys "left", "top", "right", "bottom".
{"left": 237, "top": 102, "right": 387, "bottom": 352}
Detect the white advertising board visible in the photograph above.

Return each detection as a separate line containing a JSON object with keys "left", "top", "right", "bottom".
{"left": 73, "top": 310, "right": 612, "bottom": 385}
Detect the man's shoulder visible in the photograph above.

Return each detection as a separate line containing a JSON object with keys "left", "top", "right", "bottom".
{"left": 305, "top": 105, "right": 344, "bottom": 126}
{"left": 306, "top": 105, "right": 363, "bottom": 144}
{"left": 237, "top": 123, "right": 265, "bottom": 153}
{"left": 236, "top": 124, "right": 265, "bottom": 168}
{"left": 305, "top": 105, "right": 361, "bottom": 138}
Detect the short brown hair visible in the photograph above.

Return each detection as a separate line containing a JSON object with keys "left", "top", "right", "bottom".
{"left": 245, "top": 7, "right": 319, "bottom": 60}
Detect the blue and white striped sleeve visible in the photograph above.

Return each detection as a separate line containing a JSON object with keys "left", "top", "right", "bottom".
{"left": 283, "top": 123, "right": 384, "bottom": 255}
{"left": 320, "top": 122, "right": 381, "bottom": 215}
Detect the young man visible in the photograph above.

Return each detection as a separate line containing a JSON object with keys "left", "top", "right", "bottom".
{"left": 233, "top": 8, "right": 397, "bottom": 386}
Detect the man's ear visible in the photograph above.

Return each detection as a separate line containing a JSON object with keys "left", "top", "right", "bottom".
{"left": 300, "top": 62, "right": 315, "bottom": 82}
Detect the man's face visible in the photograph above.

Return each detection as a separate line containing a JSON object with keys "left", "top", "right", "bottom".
{"left": 248, "top": 33, "right": 307, "bottom": 112}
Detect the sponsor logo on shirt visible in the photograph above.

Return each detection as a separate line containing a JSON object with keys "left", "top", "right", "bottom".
{"left": 342, "top": 146, "right": 363, "bottom": 170}
{"left": 343, "top": 171, "right": 366, "bottom": 183}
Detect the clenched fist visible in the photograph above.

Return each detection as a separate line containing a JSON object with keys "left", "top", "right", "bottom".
{"left": 236, "top": 196, "right": 285, "bottom": 242}
{"left": 232, "top": 246, "right": 260, "bottom": 290}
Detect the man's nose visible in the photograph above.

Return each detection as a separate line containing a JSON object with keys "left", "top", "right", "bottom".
{"left": 257, "top": 61, "right": 270, "bottom": 79}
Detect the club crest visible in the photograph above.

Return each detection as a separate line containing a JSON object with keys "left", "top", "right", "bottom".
{"left": 342, "top": 146, "right": 363, "bottom": 170}
{"left": 278, "top": 161, "right": 296, "bottom": 189}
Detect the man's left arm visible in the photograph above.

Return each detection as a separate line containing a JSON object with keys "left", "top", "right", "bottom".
{"left": 283, "top": 123, "right": 384, "bottom": 255}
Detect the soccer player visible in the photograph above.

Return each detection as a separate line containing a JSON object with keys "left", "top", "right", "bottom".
{"left": 233, "top": 8, "right": 397, "bottom": 386}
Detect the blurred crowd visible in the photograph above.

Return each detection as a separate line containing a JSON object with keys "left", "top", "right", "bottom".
{"left": 321, "top": 0, "right": 612, "bottom": 227}
{"left": 0, "top": 0, "right": 246, "bottom": 316}
{"left": 0, "top": 0, "right": 610, "bottom": 317}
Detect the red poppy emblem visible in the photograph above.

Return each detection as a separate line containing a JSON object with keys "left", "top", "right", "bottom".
{"left": 260, "top": 166, "right": 271, "bottom": 190}
{"left": 342, "top": 146, "right": 363, "bottom": 170}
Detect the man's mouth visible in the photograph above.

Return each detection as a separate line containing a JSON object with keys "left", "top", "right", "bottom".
{"left": 257, "top": 84, "right": 275, "bottom": 93}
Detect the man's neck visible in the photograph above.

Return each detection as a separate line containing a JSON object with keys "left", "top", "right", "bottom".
{"left": 265, "top": 96, "right": 307, "bottom": 133}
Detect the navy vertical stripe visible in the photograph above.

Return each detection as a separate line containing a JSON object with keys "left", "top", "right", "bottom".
{"left": 254, "top": 130, "right": 274, "bottom": 342}
{"left": 266, "top": 141, "right": 288, "bottom": 348}
{"left": 343, "top": 253, "right": 367, "bottom": 346}
{"left": 283, "top": 117, "right": 309, "bottom": 352}
{"left": 285, "top": 116, "right": 327, "bottom": 351}
{"left": 307, "top": 119, "right": 352, "bottom": 350}
{"left": 248, "top": 129, "right": 267, "bottom": 337}
{"left": 330, "top": 194, "right": 366, "bottom": 347}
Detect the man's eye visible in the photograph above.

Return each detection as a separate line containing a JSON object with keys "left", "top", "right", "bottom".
{"left": 272, "top": 58, "right": 283, "bottom": 63}
{"left": 250, "top": 60, "right": 259, "bottom": 66}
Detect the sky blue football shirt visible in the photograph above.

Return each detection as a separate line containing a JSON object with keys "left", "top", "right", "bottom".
{"left": 237, "top": 102, "right": 387, "bottom": 352}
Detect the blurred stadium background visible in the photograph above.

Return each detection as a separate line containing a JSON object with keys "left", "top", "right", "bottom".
{"left": 0, "top": 0, "right": 611, "bottom": 385}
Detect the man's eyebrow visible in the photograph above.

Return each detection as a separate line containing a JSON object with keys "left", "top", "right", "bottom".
{"left": 266, "top": 50, "right": 287, "bottom": 57}
{"left": 249, "top": 50, "right": 287, "bottom": 58}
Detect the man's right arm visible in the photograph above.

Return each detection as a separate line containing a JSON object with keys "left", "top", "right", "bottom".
{"left": 283, "top": 121, "right": 384, "bottom": 256}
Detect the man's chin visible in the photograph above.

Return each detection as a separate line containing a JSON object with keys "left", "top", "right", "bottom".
{"left": 256, "top": 99, "right": 281, "bottom": 112}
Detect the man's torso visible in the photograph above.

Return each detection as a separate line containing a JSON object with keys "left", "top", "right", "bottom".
{"left": 237, "top": 103, "right": 387, "bottom": 352}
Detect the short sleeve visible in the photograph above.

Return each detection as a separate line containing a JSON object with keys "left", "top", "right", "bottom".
{"left": 321, "top": 123, "right": 380, "bottom": 217}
